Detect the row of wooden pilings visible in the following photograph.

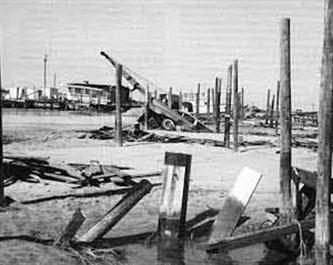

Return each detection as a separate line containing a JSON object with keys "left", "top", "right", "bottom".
{"left": 0, "top": 6, "right": 332, "bottom": 264}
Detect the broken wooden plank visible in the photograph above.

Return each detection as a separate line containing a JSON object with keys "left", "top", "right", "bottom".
{"left": 208, "top": 167, "right": 262, "bottom": 245}
{"left": 77, "top": 179, "right": 153, "bottom": 243}
{"left": 205, "top": 218, "right": 315, "bottom": 253}
{"left": 54, "top": 208, "right": 86, "bottom": 247}
{"left": 158, "top": 152, "right": 192, "bottom": 241}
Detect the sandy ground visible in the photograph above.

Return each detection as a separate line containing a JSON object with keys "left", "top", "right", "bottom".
{"left": 0, "top": 109, "right": 318, "bottom": 265}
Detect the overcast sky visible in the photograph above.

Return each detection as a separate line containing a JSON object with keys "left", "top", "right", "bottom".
{"left": 1, "top": 0, "right": 324, "bottom": 109}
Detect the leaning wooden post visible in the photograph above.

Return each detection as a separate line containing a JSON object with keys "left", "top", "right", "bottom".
{"left": 168, "top": 87, "right": 172, "bottom": 109}
{"left": 280, "top": 18, "right": 292, "bottom": 217}
{"left": 215, "top": 78, "right": 221, "bottom": 133}
{"left": 265, "top": 89, "right": 271, "bottom": 125}
{"left": 77, "top": 180, "right": 153, "bottom": 243}
{"left": 196, "top": 83, "right": 200, "bottom": 117}
{"left": 270, "top": 95, "right": 275, "bottom": 128}
{"left": 144, "top": 86, "right": 150, "bottom": 131}
{"left": 207, "top": 88, "right": 210, "bottom": 114}
{"left": 158, "top": 152, "right": 192, "bottom": 242}
{"left": 115, "top": 64, "right": 123, "bottom": 147}
{"left": 315, "top": 1, "right": 333, "bottom": 263}
{"left": 233, "top": 60, "right": 239, "bottom": 151}
{"left": 224, "top": 65, "right": 232, "bottom": 148}
{"left": 0, "top": 57, "right": 4, "bottom": 207}
{"left": 275, "top": 81, "right": 280, "bottom": 134}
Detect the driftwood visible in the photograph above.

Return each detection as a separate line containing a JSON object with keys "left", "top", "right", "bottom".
{"left": 77, "top": 180, "right": 153, "bottom": 243}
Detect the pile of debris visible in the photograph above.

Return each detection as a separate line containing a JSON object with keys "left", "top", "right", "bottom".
{"left": 3, "top": 155, "right": 161, "bottom": 188}
{"left": 77, "top": 125, "right": 225, "bottom": 147}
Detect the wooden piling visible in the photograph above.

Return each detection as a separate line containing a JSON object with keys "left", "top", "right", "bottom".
{"left": 270, "top": 95, "right": 275, "bottom": 128}
{"left": 215, "top": 78, "right": 221, "bottom": 133}
{"left": 212, "top": 88, "right": 215, "bottom": 118}
{"left": 115, "top": 64, "right": 123, "bottom": 147}
{"left": 158, "top": 152, "right": 192, "bottom": 242}
{"left": 315, "top": 0, "right": 333, "bottom": 263}
{"left": 265, "top": 89, "right": 271, "bottom": 125}
{"left": 0, "top": 57, "right": 4, "bottom": 207}
{"left": 144, "top": 86, "right": 150, "bottom": 131}
{"left": 275, "top": 81, "right": 280, "bottom": 134}
{"left": 179, "top": 91, "right": 183, "bottom": 110}
{"left": 207, "top": 88, "right": 210, "bottom": 114}
{"left": 155, "top": 89, "right": 158, "bottom": 100}
{"left": 241, "top": 87, "right": 244, "bottom": 121}
{"left": 196, "top": 83, "right": 200, "bottom": 117}
{"left": 224, "top": 65, "right": 232, "bottom": 148}
{"left": 168, "top": 87, "right": 172, "bottom": 109}
{"left": 233, "top": 60, "right": 239, "bottom": 151}
{"left": 280, "top": 18, "right": 292, "bottom": 217}
{"left": 43, "top": 55, "right": 47, "bottom": 109}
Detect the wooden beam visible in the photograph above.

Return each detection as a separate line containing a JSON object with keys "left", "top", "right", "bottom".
{"left": 144, "top": 86, "right": 150, "bottom": 131}
{"left": 241, "top": 87, "right": 244, "bottom": 121}
{"left": 115, "top": 64, "right": 123, "bottom": 147}
{"left": 77, "top": 180, "right": 153, "bottom": 243}
{"left": 275, "top": 81, "right": 280, "bottom": 134}
{"left": 215, "top": 78, "right": 221, "bottom": 133}
{"left": 280, "top": 18, "right": 292, "bottom": 216}
{"left": 208, "top": 167, "right": 262, "bottom": 245}
{"left": 54, "top": 208, "right": 86, "bottom": 247}
{"left": 265, "top": 89, "right": 271, "bottom": 125}
{"left": 196, "top": 83, "right": 200, "bottom": 117}
{"left": 270, "top": 95, "right": 275, "bottom": 128}
{"left": 316, "top": 0, "right": 333, "bottom": 263}
{"left": 207, "top": 88, "right": 210, "bottom": 114}
{"left": 233, "top": 60, "right": 239, "bottom": 151}
{"left": 224, "top": 65, "right": 232, "bottom": 148}
{"left": 158, "top": 152, "right": 192, "bottom": 241}
{"left": 179, "top": 91, "right": 183, "bottom": 110}
{"left": 206, "top": 218, "right": 315, "bottom": 253}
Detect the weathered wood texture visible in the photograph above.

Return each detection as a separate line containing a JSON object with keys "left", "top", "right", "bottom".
{"left": 224, "top": 65, "right": 232, "bottom": 148}
{"left": 77, "top": 180, "right": 153, "bottom": 243}
{"left": 158, "top": 152, "right": 192, "bottom": 241}
{"left": 196, "top": 83, "right": 200, "bottom": 117}
{"left": 215, "top": 78, "right": 221, "bottom": 133}
{"left": 270, "top": 95, "right": 275, "bottom": 128}
{"left": 206, "top": 218, "right": 316, "bottom": 253}
{"left": 275, "top": 81, "right": 280, "bottom": 134}
{"left": 315, "top": 0, "right": 333, "bottom": 263}
{"left": 208, "top": 167, "right": 262, "bottom": 245}
{"left": 168, "top": 87, "right": 172, "bottom": 109}
{"left": 55, "top": 208, "right": 86, "bottom": 247}
{"left": 207, "top": 88, "right": 210, "bottom": 114}
{"left": 280, "top": 18, "right": 292, "bottom": 216}
{"left": 0, "top": 59, "right": 3, "bottom": 206}
{"left": 115, "top": 64, "right": 123, "bottom": 147}
{"left": 233, "top": 60, "right": 239, "bottom": 151}
{"left": 265, "top": 89, "right": 271, "bottom": 125}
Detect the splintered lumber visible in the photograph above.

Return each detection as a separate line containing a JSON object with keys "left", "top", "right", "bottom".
{"left": 54, "top": 208, "right": 86, "bottom": 247}
{"left": 316, "top": 0, "right": 333, "bottom": 263}
{"left": 77, "top": 180, "right": 152, "bottom": 243}
{"left": 115, "top": 63, "right": 123, "bottom": 147}
{"left": 158, "top": 152, "right": 192, "bottom": 241}
{"left": 208, "top": 167, "right": 262, "bottom": 245}
{"left": 205, "top": 218, "right": 315, "bottom": 253}
{"left": 280, "top": 18, "right": 292, "bottom": 216}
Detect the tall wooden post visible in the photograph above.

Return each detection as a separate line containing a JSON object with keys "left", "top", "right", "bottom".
{"left": 179, "top": 91, "right": 183, "bottom": 110}
{"left": 241, "top": 87, "right": 244, "bottom": 121}
{"left": 196, "top": 83, "right": 200, "bottom": 117}
{"left": 224, "top": 65, "right": 232, "bottom": 148}
{"left": 43, "top": 54, "right": 47, "bottom": 109}
{"left": 280, "top": 18, "right": 292, "bottom": 216}
{"left": 154, "top": 89, "right": 158, "bottom": 100}
{"left": 158, "top": 152, "right": 192, "bottom": 242}
{"left": 270, "top": 95, "right": 275, "bottom": 128}
{"left": 215, "top": 78, "right": 221, "bottom": 133}
{"left": 233, "top": 60, "right": 239, "bottom": 151}
{"left": 115, "top": 64, "right": 123, "bottom": 147}
{"left": 145, "top": 86, "right": 150, "bottom": 131}
{"left": 315, "top": 0, "right": 333, "bottom": 263}
{"left": 207, "top": 88, "right": 210, "bottom": 114}
{"left": 212, "top": 88, "right": 215, "bottom": 118}
{"left": 265, "top": 89, "right": 271, "bottom": 125}
{"left": 275, "top": 81, "right": 280, "bottom": 134}
{"left": 168, "top": 87, "right": 172, "bottom": 109}
{"left": 0, "top": 57, "right": 4, "bottom": 207}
